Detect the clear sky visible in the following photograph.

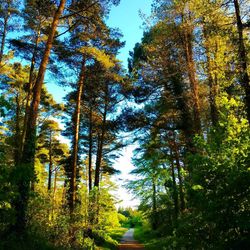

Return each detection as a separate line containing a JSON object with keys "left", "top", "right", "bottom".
{"left": 106, "top": 0, "right": 153, "bottom": 208}
{"left": 106, "top": 0, "right": 152, "bottom": 67}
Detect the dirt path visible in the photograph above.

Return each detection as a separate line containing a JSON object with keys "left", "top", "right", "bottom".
{"left": 119, "top": 228, "right": 144, "bottom": 250}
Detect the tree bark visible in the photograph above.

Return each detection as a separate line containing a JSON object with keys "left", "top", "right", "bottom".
{"left": 88, "top": 105, "right": 93, "bottom": 192}
{"left": 183, "top": 25, "right": 202, "bottom": 133}
{"left": 170, "top": 148, "right": 179, "bottom": 219}
{"left": 14, "top": 0, "right": 66, "bottom": 233}
{"left": 152, "top": 174, "right": 157, "bottom": 230}
{"left": 94, "top": 85, "right": 108, "bottom": 188}
{"left": 48, "top": 130, "right": 52, "bottom": 191}
{"left": 14, "top": 93, "right": 21, "bottom": 167}
{"left": 53, "top": 168, "right": 58, "bottom": 199}
{"left": 233, "top": 0, "right": 250, "bottom": 122}
{"left": 20, "top": 29, "right": 41, "bottom": 157}
{"left": 170, "top": 74, "right": 195, "bottom": 152}
{"left": 52, "top": 167, "right": 58, "bottom": 219}
{"left": 69, "top": 58, "right": 85, "bottom": 213}
{"left": 0, "top": 12, "right": 9, "bottom": 63}
{"left": 172, "top": 134, "right": 185, "bottom": 212}
{"left": 203, "top": 29, "right": 219, "bottom": 126}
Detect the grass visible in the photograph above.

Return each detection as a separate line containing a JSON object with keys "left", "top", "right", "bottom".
{"left": 108, "top": 227, "right": 128, "bottom": 242}
{"left": 96, "top": 227, "right": 128, "bottom": 250}
{"left": 0, "top": 227, "right": 128, "bottom": 250}
{"left": 134, "top": 225, "right": 170, "bottom": 250}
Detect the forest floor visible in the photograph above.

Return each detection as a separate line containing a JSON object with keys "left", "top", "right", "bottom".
{"left": 119, "top": 228, "right": 144, "bottom": 250}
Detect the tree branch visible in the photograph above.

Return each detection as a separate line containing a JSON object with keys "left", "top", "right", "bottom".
{"left": 60, "top": 1, "right": 99, "bottom": 20}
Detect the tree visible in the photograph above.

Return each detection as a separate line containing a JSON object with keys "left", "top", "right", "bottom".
{"left": 37, "top": 120, "right": 63, "bottom": 191}
{"left": 127, "top": 0, "right": 250, "bottom": 248}
{"left": 0, "top": 0, "right": 19, "bottom": 63}
{"left": 232, "top": 0, "right": 250, "bottom": 122}
{"left": 15, "top": 0, "right": 66, "bottom": 233}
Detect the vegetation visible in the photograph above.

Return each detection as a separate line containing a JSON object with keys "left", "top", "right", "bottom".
{"left": 125, "top": 0, "right": 250, "bottom": 249}
{"left": 0, "top": 0, "right": 250, "bottom": 249}
{"left": 118, "top": 207, "right": 143, "bottom": 228}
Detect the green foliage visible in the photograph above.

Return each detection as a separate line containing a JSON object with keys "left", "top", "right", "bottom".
{"left": 133, "top": 224, "right": 164, "bottom": 250}
{"left": 0, "top": 163, "right": 16, "bottom": 231}
{"left": 184, "top": 113, "right": 250, "bottom": 248}
{"left": 93, "top": 227, "right": 127, "bottom": 250}
{"left": 1, "top": 0, "right": 250, "bottom": 249}
{"left": 0, "top": 232, "right": 64, "bottom": 250}
{"left": 118, "top": 208, "right": 143, "bottom": 228}
{"left": 0, "top": 95, "right": 11, "bottom": 117}
{"left": 79, "top": 47, "right": 117, "bottom": 69}
{"left": 117, "top": 213, "right": 129, "bottom": 227}
{"left": 126, "top": 0, "right": 250, "bottom": 249}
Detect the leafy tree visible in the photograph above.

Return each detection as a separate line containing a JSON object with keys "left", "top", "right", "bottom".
{"left": 0, "top": 0, "right": 19, "bottom": 63}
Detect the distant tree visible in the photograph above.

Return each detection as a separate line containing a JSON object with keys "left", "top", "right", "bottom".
{"left": 0, "top": 0, "right": 19, "bottom": 63}
{"left": 232, "top": 0, "right": 250, "bottom": 122}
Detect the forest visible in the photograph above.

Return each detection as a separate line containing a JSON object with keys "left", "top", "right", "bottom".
{"left": 0, "top": 0, "right": 249, "bottom": 249}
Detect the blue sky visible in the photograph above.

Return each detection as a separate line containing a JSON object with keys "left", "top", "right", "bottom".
{"left": 106, "top": 0, "right": 152, "bottom": 67}
{"left": 106, "top": 0, "right": 153, "bottom": 208}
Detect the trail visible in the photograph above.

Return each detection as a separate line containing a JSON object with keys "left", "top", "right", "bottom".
{"left": 119, "top": 228, "right": 144, "bottom": 250}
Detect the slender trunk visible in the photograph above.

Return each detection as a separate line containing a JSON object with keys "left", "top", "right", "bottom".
{"left": 233, "top": 0, "right": 250, "bottom": 122}
{"left": 53, "top": 168, "right": 57, "bottom": 199}
{"left": 162, "top": 164, "right": 169, "bottom": 193}
{"left": 52, "top": 167, "right": 58, "bottom": 219}
{"left": 0, "top": 14, "right": 9, "bottom": 63}
{"left": 94, "top": 134, "right": 103, "bottom": 188}
{"left": 69, "top": 58, "right": 85, "bottom": 213}
{"left": 21, "top": 30, "right": 41, "bottom": 156}
{"left": 94, "top": 132, "right": 101, "bottom": 188}
{"left": 170, "top": 148, "right": 179, "bottom": 218}
{"left": 152, "top": 175, "right": 157, "bottom": 230}
{"left": 15, "top": 0, "right": 66, "bottom": 233}
{"left": 85, "top": 166, "right": 88, "bottom": 227}
{"left": 14, "top": 93, "right": 21, "bottom": 166}
{"left": 172, "top": 134, "right": 185, "bottom": 212}
{"left": 88, "top": 106, "right": 93, "bottom": 192}
{"left": 94, "top": 87, "right": 108, "bottom": 188}
{"left": 48, "top": 130, "right": 52, "bottom": 191}
{"left": 183, "top": 26, "right": 201, "bottom": 133}
{"left": 203, "top": 28, "right": 219, "bottom": 126}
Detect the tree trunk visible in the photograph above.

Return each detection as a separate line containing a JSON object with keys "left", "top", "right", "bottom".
{"left": 0, "top": 13, "right": 9, "bottom": 63}
{"left": 170, "top": 74, "right": 195, "bottom": 152}
{"left": 53, "top": 168, "right": 58, "bottom": 199}
{"left": 94, "top": 133, "right": 104, "bottom": 188}
{"left": 14, "top": 93, "right": 21, "bottom": 167}
{"left": 14, "top": 0, "right": 66, "bottom": 233}
{"left": 170, "top": 149, "right": 179, "bottom": 219}
{"left": 52, "top": 167, "right": 58, "bottom": 219}
{"left": 172, "top": 134, "right": 185, "bottom": 212}
{"left": 88, "top": 105, "right": 93, "bottom": 192}
{"left": 48, "top": 130, "right": 52, "bottom": 191}
{"left": 20, "top": 30, "right": 41, "bottom": 157}
{"left": 203, "top": 28, "right": 219, "bottom": 126}
{"left": 94, "top": 85, "right": 108, "bottom": 188}
{"left": 152, "top": 175, "right": 157, "bottom": 230}
{"left": 183, "top": 25, "right": 202, "bottom": 133}
{"left": 69, "top": 58, "right": 85, "bottom": 213}
{"left": 233, "top": 0, "right": 250, "bottom": 122}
